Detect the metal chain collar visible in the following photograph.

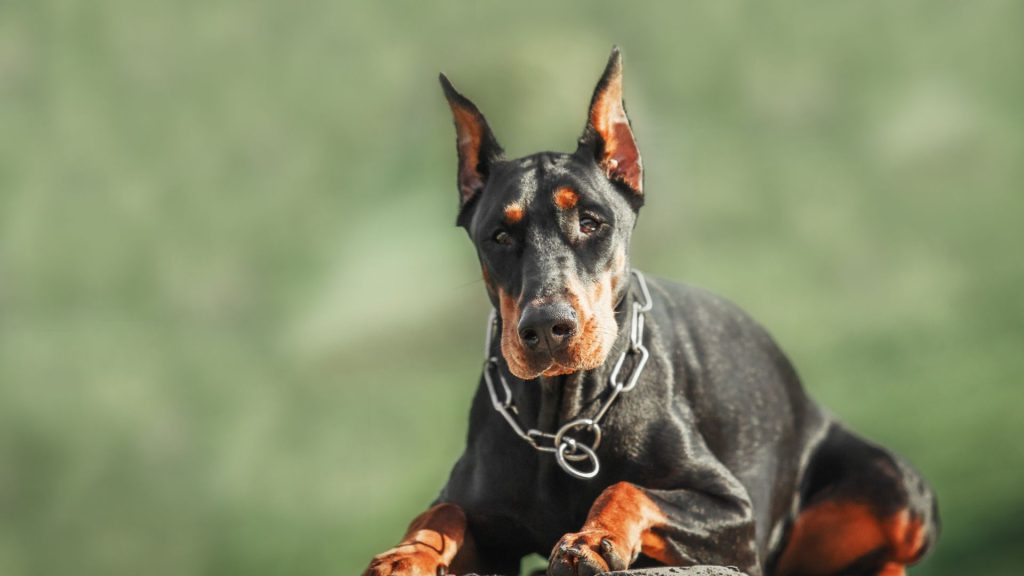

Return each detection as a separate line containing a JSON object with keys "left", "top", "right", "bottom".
{"left": 482, "top": 269, "right": 653, "bottom": 480}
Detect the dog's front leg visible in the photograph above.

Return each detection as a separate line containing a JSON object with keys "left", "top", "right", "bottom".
{"left": 548, "top": 481, "right": 759, "bottom": 576}
{"left": 364, "top": 503, "right": 477, "bottom": 576}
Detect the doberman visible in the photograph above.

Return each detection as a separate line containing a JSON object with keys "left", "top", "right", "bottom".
{"left": 363, "top": 48, "right": 939, "bottom": 576}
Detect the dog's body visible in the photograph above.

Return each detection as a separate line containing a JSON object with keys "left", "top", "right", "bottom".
{"left": 364, "top": 49, "right": 938, "bottom": 576}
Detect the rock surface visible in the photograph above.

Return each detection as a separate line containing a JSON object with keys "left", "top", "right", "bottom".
{"left": 467, "top": 568, "right": 748, "bottom": 576}
{"left": 605, "top": 569, "right": 747, "bottom": 576}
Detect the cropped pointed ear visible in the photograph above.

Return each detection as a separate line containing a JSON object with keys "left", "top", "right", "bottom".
{"left": 579, "top": 47, "right": 643, "bottom": 199}
{"left": 440, "top": 74, "right": 504, "bottom": 223}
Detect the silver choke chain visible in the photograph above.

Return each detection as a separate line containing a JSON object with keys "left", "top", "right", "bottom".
{"left": 482, "top": 269, "right": 653, "bottom": 480}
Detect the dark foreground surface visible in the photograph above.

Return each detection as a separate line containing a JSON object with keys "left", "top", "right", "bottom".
{"left": 607, "top": 568, "right": 747, "bottom": 576}
{"left": 469, "top": 569, "right": 748, "bottom": 576}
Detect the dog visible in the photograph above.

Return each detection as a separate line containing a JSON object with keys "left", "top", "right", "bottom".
{"left": 363, "top": 47, "right": 939, "bottom": 576}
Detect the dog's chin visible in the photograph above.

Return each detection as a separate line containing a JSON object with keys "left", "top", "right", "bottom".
{"left": 504, "top": 353, "right": 608, "bottom": 380}
{"left": 503, "top": 358, "right": 547, "bottom": 380}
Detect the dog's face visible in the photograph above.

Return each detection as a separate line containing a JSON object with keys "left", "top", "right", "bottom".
{"left": 468, "top": 153, "right": 636, "bottom": 379}
{"left": 441, "top": 48, "right": 644, "bottom": 380}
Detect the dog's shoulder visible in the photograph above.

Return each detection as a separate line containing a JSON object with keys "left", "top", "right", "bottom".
{"left": 643, "top": 274, "right": 795, "bottom": 370}
{"left": 644, "top": 276, "right": 765, "bottom": 334}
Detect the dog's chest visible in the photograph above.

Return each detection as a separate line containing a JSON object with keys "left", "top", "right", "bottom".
{"left": 457, "top": 415, "right": 664, "bottom": 547}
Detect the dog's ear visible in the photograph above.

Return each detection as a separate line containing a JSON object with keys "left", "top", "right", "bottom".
{"left": 579, "top": 47, "right": 643, "bottom": 200}
{"left": 440, "top": 74, "right": 504, "bottom": 225}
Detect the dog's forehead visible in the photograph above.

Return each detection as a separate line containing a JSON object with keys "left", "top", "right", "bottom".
{"left": 488, "top": 152, "right": 602, "bottom": 211}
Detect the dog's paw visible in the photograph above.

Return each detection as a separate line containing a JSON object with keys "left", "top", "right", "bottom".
{"left": 363, "top": 546, "right": 447, "bottom": 576}
{"left": 547, "top": 530, "right": 633, "bottom": 576}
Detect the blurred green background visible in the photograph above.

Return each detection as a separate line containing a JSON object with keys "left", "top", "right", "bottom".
{"left": 2, "top": 1, "right": 1022, "bottom": 575}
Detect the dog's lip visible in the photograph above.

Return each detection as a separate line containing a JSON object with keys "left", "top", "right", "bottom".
{"left": 541, "top": 364, "right": 577, "bottom": 377}
{"left": 537, "top": 353, "right": 589, "bottom": 377}
{"left": 511, "top": 356, "right": 597, "bottom": 379}
{"left": 507, "top": 347, "right": 599, "bottom": 379}
{"left": 511, "top": 357, "right": 566, "bottom": 379}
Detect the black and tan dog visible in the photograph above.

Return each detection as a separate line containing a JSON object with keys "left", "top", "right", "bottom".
{"left": 363, "top": 48, "right": 938, "bottom": 576}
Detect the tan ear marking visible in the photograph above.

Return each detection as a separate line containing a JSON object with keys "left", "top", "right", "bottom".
{"left": 584, "top": 48, "right": 643, "bottom": 196}
{"left": 440, "top": 74, "right": 503, "bottom": 212}
{"left": 451, "top": 107, "right": 485, "bottom": 204}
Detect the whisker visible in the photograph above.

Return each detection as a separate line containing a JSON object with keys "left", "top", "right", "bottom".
{"left": 453, "top": 278, "right": 485, "bottom": 291}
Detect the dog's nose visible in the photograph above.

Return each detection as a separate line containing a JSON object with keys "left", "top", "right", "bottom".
{"left": 518, "top": 303, "right": 578, "bottom": 351}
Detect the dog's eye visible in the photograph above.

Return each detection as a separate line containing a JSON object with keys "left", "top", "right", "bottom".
{"left": 579, "top": 217, "right": 601, "bottom": 235}
{"left": 493, "top": 230, "right": 513, "bottom": 246}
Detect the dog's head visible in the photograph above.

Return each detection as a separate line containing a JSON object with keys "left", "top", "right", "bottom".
{"left": 440, "top": 48, "right": 644, "bottom": 380}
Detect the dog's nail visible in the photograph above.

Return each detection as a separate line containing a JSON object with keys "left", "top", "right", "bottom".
{"left": 436, "top": 565, "right": 447, "bottom": 576}
{"left": 600, "top": 538, "right": 614, "bottom": 552}
{"left": 565, "top": 546, "right": 583, "bottom": 558}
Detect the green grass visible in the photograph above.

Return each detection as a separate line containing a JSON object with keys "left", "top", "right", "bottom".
{"left": 1, "top": 1, "right": 1022, "bottom": 574}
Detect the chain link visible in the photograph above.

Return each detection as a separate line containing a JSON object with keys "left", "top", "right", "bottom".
{"left": 481, "top": 269, "right": 653, "bottom": 480}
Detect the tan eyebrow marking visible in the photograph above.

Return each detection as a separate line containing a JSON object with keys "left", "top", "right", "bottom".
{"left": 554, "top": 187, "right": 579, "bottom": 210}
{"left": 504, "top": 202, "right": 524, "bottom": 224}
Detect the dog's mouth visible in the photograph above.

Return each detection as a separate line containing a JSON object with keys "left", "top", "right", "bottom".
{"left": 537, "top": 351, "right": 603, "bottom": 378}
{"left": 503, "top": 342, "right": 608, "bottom": 380}
{"left": 531, "top": 354, "right": 593, "bottom": 379}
